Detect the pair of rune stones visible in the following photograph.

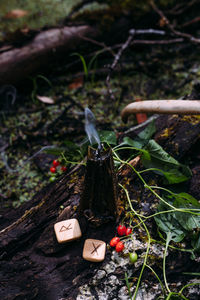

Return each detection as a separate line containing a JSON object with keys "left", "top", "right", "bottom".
{"left": 54, "top": 218, "right": 106, "bottom": 262}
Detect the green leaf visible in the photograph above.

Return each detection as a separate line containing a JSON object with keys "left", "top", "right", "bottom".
{"left": 61, "top": 140, "right": 87, "bottom": 162}
{"left": 124, "top": 272, "right": 132, "bottom": 299}
{"left": 119, "top": 137, "right": 151, "bottom": 160}
{"left": 182, "top": 272, "right": 200, "bottom": 276}
{"left": 99, "top": 130, "right": 117, "bottom": 145}
{"left": 138, "top": 120, "right": 156, "bottom": 140}
{"left": 117, "top": 121, "right": 155, "bottom": 152}
{"left": 44, "top": 147, "right": 65, "bottom": 156}
{"left": 177, "top": 193, "right": 200, "bottom": 206}
{"left": 172, "top": 194, "right": 200, "bottom": 232}
{"left": 88, "top": 49, "right": 103, "bottom": 73}
{"left": 155, "top": 193, "right": 200, "bottom": 249}
{"left": 71, "top": 53, "right": 88, "bottom": 78}
{"left": 161, "top": 169, "right": 189, "bottom": 184}
{"left": 63, "top": 140, "right": 80, "bottom": 151}
{"left": 154, "top": 201, "right": 186, "bottom": 242}
{"left": 122, "top": 137, "right": 145, "bottom": 149}
{"left": 191, "top": 234, "right": 200, "bottom": 252}
{"left": 145, "top": 139, "right": 179, "bottom": 165}
{"left": 142, "top": 139, "right": 191, "bottom": 184}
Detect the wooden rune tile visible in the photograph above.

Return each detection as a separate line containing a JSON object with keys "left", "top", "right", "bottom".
{"left": 82, "top": 239, "right": 106, "bottom": 262}
{"left": 54, "top": 219, "right": 82, "bottom": 243}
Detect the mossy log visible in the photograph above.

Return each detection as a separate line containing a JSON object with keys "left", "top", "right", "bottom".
{"left": 123, "top": 114, "right": 200, "bottom": 160}
{"left": 1, "top": 114, "right": 200, "bottom": 300}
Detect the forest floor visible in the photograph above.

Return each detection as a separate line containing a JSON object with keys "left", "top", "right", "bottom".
{"left": 1, "top": 1, "right": 200, "bottom": 299}
{"left": 1, "top": 41, "right": 199, "bottom": 209}
{"left": 1, "top": 39, "right": 200, "bottom": 300}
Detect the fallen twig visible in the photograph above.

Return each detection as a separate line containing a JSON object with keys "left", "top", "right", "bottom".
{"left": 132, "top": 38, "right": 184, "bottom": 45}
{"left": 106, "top": 29, "right": 135, "bottom": 101}
{"left": 105, "top": 28, "right": 175, "bottom": 101}
{"left": 64, "top": 36, "right": 184, "bottom": 75}
{"left": 181, "top": 16, "right": 200, "bottom": 28}
{"left": 165, "top": 0, "right": 197, "bottom": 15}
{"left": 150, "top": 0, "right": 200, "bottom": 44}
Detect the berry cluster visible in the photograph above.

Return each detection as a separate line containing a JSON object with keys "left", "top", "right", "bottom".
{"left": 49, "top": 160, "right": 67, "bottom": 181}
{"left": 109, "top": 225, "right": 138, "bottom": 263}
{"left": 50, "top": 160, "right": 67, "bottom": 173}
{"left": 109, "top": 225, "right": 132, "bottom": 252}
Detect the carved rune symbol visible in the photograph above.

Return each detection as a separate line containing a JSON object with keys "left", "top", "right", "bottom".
{"left": 91, "top": 242, "right": 101, "bottom": 255}
{"left": 59, "top": 224, "right": 72, "bottom": 232}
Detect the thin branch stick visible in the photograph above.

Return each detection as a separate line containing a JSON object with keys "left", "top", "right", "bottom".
{"left": 134, "top": 29, "right": 165, "bottom": 35}
{"left": 106, "top": 29, "right": 135, "bottom": 101}
{"left": 60, "top": 36, "right": 184, "bottom": 80}
{"left": 132, "top": 38, "right": 184, "bottom": 45}
{"left": 165, "top": 0, "right": 197, "bottom": 15}
{"left": 105, "top": 28, "right": 169, "bottom": 101}
{"left": 79, "top": 35, "right": 116, "bottom": 57}
{"left": 181, "top": 16, "right": 200, "bottom": 28}
{"left": 150, "top": 0, "right": 200, "bottom": 44}
{"left": 121, "top": 100, "right": 200, "bottom": 123}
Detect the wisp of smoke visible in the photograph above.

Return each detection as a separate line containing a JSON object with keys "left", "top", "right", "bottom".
{"left": 84, "top": 108, "right": 101, "bottom": 149}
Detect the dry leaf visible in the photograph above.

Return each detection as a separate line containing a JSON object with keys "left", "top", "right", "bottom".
{"left": 37, "top": 95, "right": 54, "bottom": 104}
{"left": 68, "top": 77, "right": 83, "bottom": 90}
{"left": 5, "top": 9, "right": 29, "bottom": 19}
{"left": 20, "top": 27, "right": 30, "bottom": 35}
{"left": 120, "top": 156, "right": 141, "bottom": 176}
{"left": 159, "top": 17, "right": 168, "bottom": 27}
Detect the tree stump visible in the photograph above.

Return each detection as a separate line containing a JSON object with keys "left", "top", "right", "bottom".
{"left": 1, "top": 112, "right": 200, "bottom": 299}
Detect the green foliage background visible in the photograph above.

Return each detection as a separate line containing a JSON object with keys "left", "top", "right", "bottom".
{"left": 0, "top": 0, "right": 81, "bottom": 40}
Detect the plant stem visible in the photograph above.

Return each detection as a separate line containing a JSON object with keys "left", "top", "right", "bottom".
{"left": 179, "top": 282, "right": 200, "bottom": 295}
{"left": 145, "top": 264, "right": 166, "bottom": 296}
{"left": 163, "top": 234, "right": 171, "bottom": 294}
{"left": 61, "top": 152, "right": 85, "bottom": 166}
{"left": 119, "top": 184, "right": 151, "bottom": 300}
{"left": 113, "top": 149, "right": 200, "bottom": 215}
{"left": 112, "top": 146, "right": 200, "bottom": 300}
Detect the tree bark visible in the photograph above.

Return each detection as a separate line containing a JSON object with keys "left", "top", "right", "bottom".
{"left": 0, "top": 164, "right": 117, "bottom": 300}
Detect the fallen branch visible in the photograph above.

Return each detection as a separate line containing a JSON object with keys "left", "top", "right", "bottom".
{"left": 0, "top": 25, "right": 95, "bottom": 85}
{"left": 121, "top": 100, "right": 200, "bottom": 123}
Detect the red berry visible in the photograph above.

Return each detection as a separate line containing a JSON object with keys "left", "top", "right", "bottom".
{"left": 115, "top": 241, "right": 124, "bottom": 252}
{"left": 117, "top": 225, "right": 126, "bottom": 236}
{"left": 61, "top": 166, "right": 67, "bottom": 172}
{"left": 126, "top": 228, "right": 132, "bottom": 236}
{"left": 53, "top": 160, "right": 60, "bottom": 167}
{"left": 50, "top": 167, "right": 56, "bottom": 173}
{"left": 110, "top": 237, "right": 120, "bottom": 247}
